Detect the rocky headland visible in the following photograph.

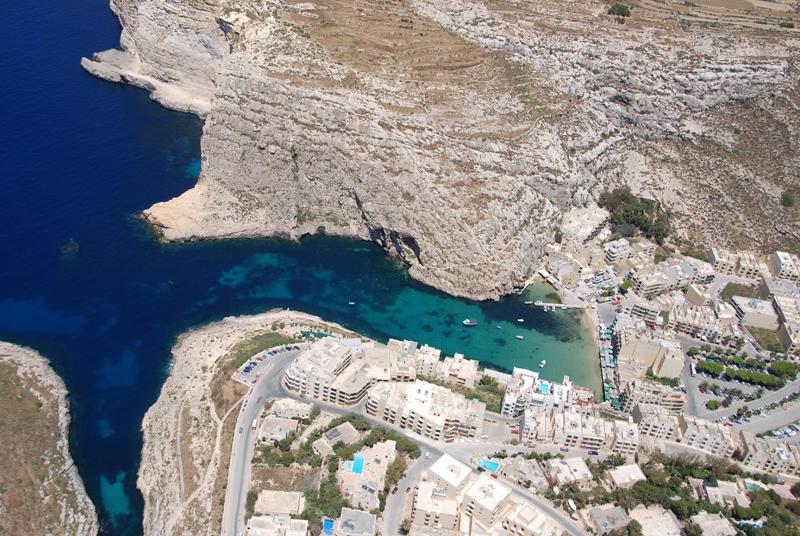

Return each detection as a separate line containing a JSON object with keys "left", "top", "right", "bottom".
{"left": 137, "top": 309, "right": 349, "bottom": 534}
{"left": 0, "top": 342, "right": 98, "bottom": 535}
{"left": 83, "top": 0, "right": 800, "bottom": 299}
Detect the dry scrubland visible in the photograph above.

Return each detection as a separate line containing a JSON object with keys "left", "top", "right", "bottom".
{"left": 0, "top": 343, "right": 98, "bottom": 535}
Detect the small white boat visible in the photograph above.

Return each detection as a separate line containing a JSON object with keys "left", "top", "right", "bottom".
{"left": 496, "top": 325, "right": 502, "bottom": 329}
{"left": 463, "top": 319, "right": 479, "bottom": 327}
{"left": 524, "top": 300, "right": 533, "bottom": 305}
{"left": 517, "top": 318, "right": 524, "bottom": 323}
{"left": 539, "top": 359, "right": 547, "bottom": 369}
{"left": 516, "top": 335, "right": 524, "bottom": 340}
{"left": 348, "top": 301, "right": 356, "bottom": 306}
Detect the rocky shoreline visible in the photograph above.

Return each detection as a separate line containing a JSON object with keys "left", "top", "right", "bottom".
{"left": 0, "top": 342, "right": 99, "bottom": 535}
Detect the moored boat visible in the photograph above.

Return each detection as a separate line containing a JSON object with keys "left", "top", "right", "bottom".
{"left": 462, "top": 318, "right": 479, "bottom": 327}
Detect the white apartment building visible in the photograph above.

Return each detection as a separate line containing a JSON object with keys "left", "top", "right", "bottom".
{"left": 365, "top": 380, "right": 485, "bottom": 441}
{"left": 760, "top": 276, "right": 800, "bottom": 300}
{"left": 501, "top": 368, "right": 594, "bottom": 418}
{"left": 778, "top": 322, "right": 800, "bottom": 356}
{"left": 268, "top": 398, "right": 313, "bottom": 420}
{"left": 708, "top": 248, "right": 737, "bottom": 275}
{"left": 284, "top": 338, "right": 420, "bottom": 406}
{"left": 413, "top": 343, "right": 442, "bottom": 378}
{"left": 544, "top": 457, "right": 593, "bottom": 487}
{"left": 246, "top": 514, "right": 308, "bottom": 536}
{"left": 605, "top": 238, "right": 635, "bottom": 264}
{"left": 436, "top": 352, "right": 481, "bottom": 388}
{"left": 427, "top": 454, "right": 472, "bottom": 498}
{"left": 631, "top": 404, "right": 681, "bottom": 441}
{"left": 611, "top": 419, "right": 640, "bottom": 455}
{"left": 552, "top": 408, "right": 613, "bottom": 451}
{"left": 739, "top": 432, "right": 800, "bottom": 476}
{"left": 521, "top": 409, "right": 557, "bottom": 447}
{"left": 736, "top": 252, "right": 769, "bottom": 280}
{"left": 731, "top": 296, "right": 780, "bottom": 331}
{"left": 283, "top": 338, "right": 365, "bottom": 405}
{"left": 411, "top": 481, "right": 459, "bottom": 531}
{"left": 607, "top": 464, "right": 646, "bottom": 489}
{"left": 620, "top": 380, "right": 686, "bottom": 415}
{"left": 668, "top": 299, "right": 742, "bottom": 346}
{"left": 462, "top": 473, "right": 512, "bottom": 528}
{"left": 679, "top": 416, "right": 739, "bottom": 457}
{"left": 502, "top": 502, "right": 562, "bottom": 536}
{"left": 768, "top": 251, "right": 800, "bottom": 283}
{"left": 774, "top": 295, "right": 800, "bottom": 325}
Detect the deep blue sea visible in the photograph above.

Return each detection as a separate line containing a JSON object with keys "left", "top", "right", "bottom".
{"left": 0, "top": 2, "right": 599, "bottom": 533}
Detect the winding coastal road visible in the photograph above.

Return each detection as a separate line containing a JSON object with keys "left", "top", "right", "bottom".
{"left": 220, "top": 349, "right": 588, "bottom": 536}
{"left": 220, "top": 349, "right": 301, "bottom": 536}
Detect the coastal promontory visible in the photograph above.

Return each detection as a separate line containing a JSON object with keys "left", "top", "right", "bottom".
{"left": 0, "top": 342, "right": 99, "bottom": 535}
{"left": 83, "top": 0, "right": 800, "bottom": 299}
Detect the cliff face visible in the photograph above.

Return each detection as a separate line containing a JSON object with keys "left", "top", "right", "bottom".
{"left": 83, "top": 0, "right": 800, "bottom": 299}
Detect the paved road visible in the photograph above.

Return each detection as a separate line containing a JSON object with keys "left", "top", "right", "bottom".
{"left": 220, "top": 349, "right": 300, "bottom": 536}
{"left": 738, "top": 401, "right": 800, "bottom": 434}
{"left": 382, "top": 454, "right": 436, "bottom": 536}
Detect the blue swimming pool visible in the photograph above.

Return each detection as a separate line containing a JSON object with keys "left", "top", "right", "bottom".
{"left": 479, "top": 459, "right": 501, "bottom": 473}
{"left": 352, "top": 455, "right": 365, "bottom": 474}
{"left": 323, "top": 518, "right": 334, "bottom": 534}
{"left": 540, "top": 382, "right": 550, "bottom": 394}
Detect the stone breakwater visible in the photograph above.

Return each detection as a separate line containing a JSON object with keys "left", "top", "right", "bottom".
{"left": 0, "top": 342, "right": 99, "bottom": 535}
{"left": 82, "top": 0, "right": 800, "bottom": 299}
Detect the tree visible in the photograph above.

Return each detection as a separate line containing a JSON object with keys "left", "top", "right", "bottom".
{"left": 706, "top": 399, "right": 721, "bottom": 410}
{"left": 791, "top": 482, "right": 800, "bottom": 498}
{"left": 384, "top": 457, "right": 408, "bottom": 491}
{"left": 684, "top": 521, "right": 703, "bottom": 536}
{"left": 554, "top": 228, "right": 563, "bottom": 243}
{"left": 782, "top": 191, "right": 796, "bottom": 208}
{"left": 399, "top": 519, "right": 412, "bottom": 535}
{"left": 608, "top": 3, "right": 632, "bottom": 17}
{"left": 770, "top": 360, "right": 797, "bottom": 379}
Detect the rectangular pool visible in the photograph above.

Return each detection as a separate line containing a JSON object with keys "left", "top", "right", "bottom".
{"left": 352, "top": 454, "right": 365, "bottom": 474}
{"left": 479, "top": 459, "right": 501, "bottom": 473}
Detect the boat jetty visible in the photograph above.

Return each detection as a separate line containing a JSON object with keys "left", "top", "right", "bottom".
{"left": 532, "top": 301, "right": 585, "bottom": 311}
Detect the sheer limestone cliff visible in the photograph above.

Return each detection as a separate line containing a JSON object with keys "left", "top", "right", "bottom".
{"left": 83, "top": 0, "right": 800, "bottom": 299}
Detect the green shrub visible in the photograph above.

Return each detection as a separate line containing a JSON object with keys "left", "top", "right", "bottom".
{"left": 599, "top": 187, "right": 669, "bottom": 244}
{"left": 608, "top": 3, "right": 632, "bottom": 17}
{"left": 782, "top": 191, "right": 796, "bottom": 207}
{"left": 770, "top": 360, "right": 798, "bottom": 379}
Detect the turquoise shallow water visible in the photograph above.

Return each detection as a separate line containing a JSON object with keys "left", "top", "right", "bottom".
{"left": 0, "top": 1, "right": 598, "bottom": 533}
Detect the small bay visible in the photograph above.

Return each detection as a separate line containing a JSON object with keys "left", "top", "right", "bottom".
{"left": 0, "top": 1, "right": 598, "bottom": 533}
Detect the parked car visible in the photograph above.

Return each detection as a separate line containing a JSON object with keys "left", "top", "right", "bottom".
{"left": 588, "top": 450, "right": 599, "bottom": 455}
{"left": 560, "top": 447, "right": 569, "bottom": 453}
